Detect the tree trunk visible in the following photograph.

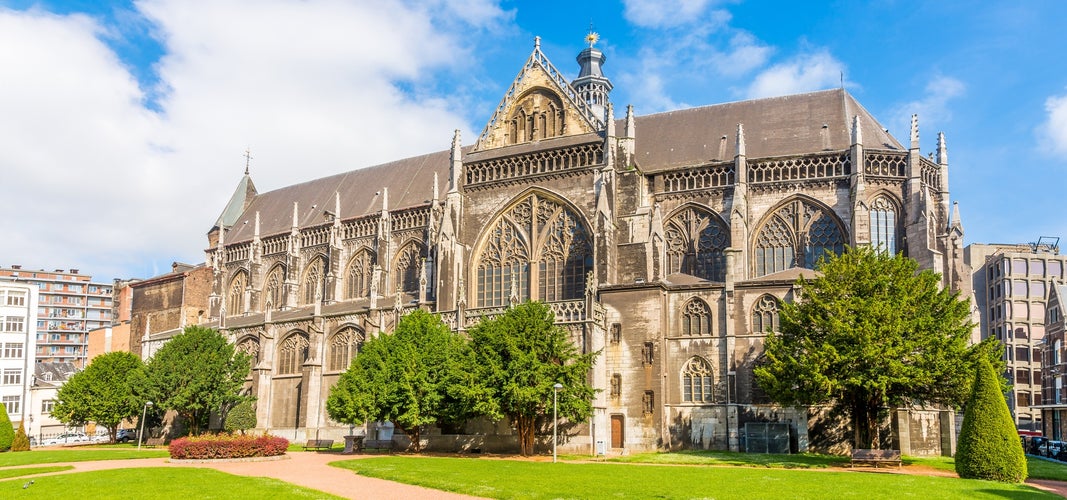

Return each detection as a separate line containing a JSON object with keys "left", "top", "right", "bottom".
{"left": 397, "top": 424, "right": 422, "bottom": 452}
{"left": 516, "top": 415, "right": 535, "bottom": 456}
{"left": 849, "top": 396, "right": 882, "bottom": 449}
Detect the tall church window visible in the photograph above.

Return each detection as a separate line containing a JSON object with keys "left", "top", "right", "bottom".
{"left": 346, "top": 249, "right": 374, "bottom": 300}
{"left": 665, "top": 206, "right": 729, "bottom": 281}
{"left": 475, "top": 193, "right": 592, "bottom": 307}
{"left": 301, "top": 256, "right": 326, "bottom": 305}
{"left": 682, "top": 298, "right": 712, "bottom": 336}
{"left": 226, "top": 271, "right": 247, "bottom": 316}
{"left": 277, "top": 333, "right": 309, "bottom": 375}
{"left": 394, "top": 243, "right": 422, "bottom": 294}
{"left": 682, "top": 357, "right": 714, "bottom": 403}
{"left": 752, "top": 294, "right": 780, "bottom": 334}
{"left": 263, "top": 266, "right": 283, "bottom": 310}
{"left": 327, "top": 327, "right": 364, "bottom": 372}
{"left": 236, "top": 336, "right": 260, "bottom": 367}
{"left": 869, "top": 195, "right": 898, "bottom": 255}
{"left": 754, "top": 197, "right": 846, "bottom": 276}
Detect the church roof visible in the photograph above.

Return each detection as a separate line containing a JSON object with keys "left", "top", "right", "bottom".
{"left": 221, "top": 88, "right": 900, "bottom": 244}
{"left": 629, "top": 88, "right": 901, "bottom": 173}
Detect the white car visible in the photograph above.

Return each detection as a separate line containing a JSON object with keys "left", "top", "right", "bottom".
{"left": 42, "top": 433, "right": 90, "bottom": 446}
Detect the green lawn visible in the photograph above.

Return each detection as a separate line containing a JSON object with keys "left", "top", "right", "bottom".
{"left": 602, "top": 449, "right": 848, "bottom": 468}
{"left": 0, "top": 468, "right": 342, "bottom": 499}
{"left": 331, "top": 456, "right": 1056, "bottom": 499}
{"left": 0, "top": 449, "right": 168, "bottom": 467}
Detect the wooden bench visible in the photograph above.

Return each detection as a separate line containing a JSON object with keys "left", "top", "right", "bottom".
{"left": 849, "top": 449, "right": 902, "bottom": 468}
{"left": 144, "top": 438, "right": 166, "bottom": 447}
{"left": 303, "top": 439, "right": 334, "bottom": 451}
{"left": 361, "top": 439, "right": 395, "bottom": 452}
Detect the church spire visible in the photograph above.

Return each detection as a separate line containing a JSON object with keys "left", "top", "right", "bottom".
{"left": 572, "top": 30, "right": 613, "bottom": 122}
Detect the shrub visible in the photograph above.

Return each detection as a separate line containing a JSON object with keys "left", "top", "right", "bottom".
{"left": 168, "top": 433, "right": 288, "bottom": 460}
{"left": 11, "top": 422, "right": 30, "bottom": 452}
{"left": 224, "top": 400, "right": 256, "bottom": 435}
{"left": 0, "top": 408, "right": 13, "bottom": 451}
{"left": 956, "top": 357, "right": 1027, "bottom": 482}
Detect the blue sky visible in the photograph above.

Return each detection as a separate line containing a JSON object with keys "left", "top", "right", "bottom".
{"left": 2, "top": 0, "right": 1066, "bottom": 281}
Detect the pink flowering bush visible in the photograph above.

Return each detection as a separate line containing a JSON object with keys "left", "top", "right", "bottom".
{"left": 168, "top": 433, "right": 288, "bottom": 460}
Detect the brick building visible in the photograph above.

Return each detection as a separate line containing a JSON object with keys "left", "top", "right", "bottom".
{"left": 130, "top": 263, "right": 212, "bottom": 358}
{"left": 193, "top": 38, "right": 969, "bottom": 454}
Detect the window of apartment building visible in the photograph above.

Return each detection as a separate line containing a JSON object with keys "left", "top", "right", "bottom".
{"left": 1012, "top": 280, "right": 1028, "bottom": 297}
{"left": 49, "top": 334, "right": 60, "bottom": 342}
{"left": 41, "top": 400, "right": 54, "bottom": 414}
{"left": 1033, "top": 302, "right": 1046, "bottom": 319}
{"left": 88, "top": 285, "right": 97, "bottom": 293}
{"left": 1015, "top": 327, "right": 1028, "bottom": 340}
{"left": 3, "top": 316, "right": 24, "bottom": 333}
{"left": 64, "top": 346, "right": 76, "bottom": 354}
{"left": 4, "top": 291, "right": 26, "bottom": 306}
{"left": 2, "top": 369, "right": 21, "bottom": 385}
{"left": 49, "top": 346, "right": 58, "bottom": 354}
{"left": 66, "top": 334, "right": 78, "bottom": 342}
{"left": 1017, "top": 392, "right": 1032, "bottom": 408}
{"left": 1016, "top": 369, "right": 1031, "bottom": 385}
{"left": 1050, "top": 261, "right": 1063, "bottom": 279}
{"left": 70, "top": 285, "right": 83, "bottom": 293}
{"left": 1031, "top": 281, "right": 1047, "bottom": 299}
{"left": 3, "top": 343, "right": 22, "bottom": 358}
{"left": 1012, "top": 259, "right": 1027, "bottom": 275}
{"left": 1016, "top": 347, "right": 1031, "bottom": 362}
{"left": 1031, "top": 260, "right": 1046, "bottom": 277}
{"left": 2, "top": 395, "right": 19, "bottom": 414}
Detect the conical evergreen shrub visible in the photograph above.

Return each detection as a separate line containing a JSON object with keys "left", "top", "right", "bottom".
{"left": 0, "top": 408, "right": 13, "bottom": 451}
{"left": 956, "top": 357, "right": 1027, "bottom": 482}
{"left": 11, "top": 422, "right": 30, "bottom": 451}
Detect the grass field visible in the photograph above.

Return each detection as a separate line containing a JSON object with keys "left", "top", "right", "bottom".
{"left": 331, "top": 456, "right": 1058, "bottom": 499}
{"left": 0, "top": 449, "right": 168, "bottom": 467}
{"left": 603, "top": 449, "right": 848, "bottom": 468}
{"left": 0, "top": 468, "right": 342, "bottom": 499}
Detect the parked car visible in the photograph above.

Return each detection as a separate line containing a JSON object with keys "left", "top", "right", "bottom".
{"left": 116, "top": 429, "right": 137, "bottom": 443}
{"left": 42, "top": 433, "right": 90, "bottom": 446}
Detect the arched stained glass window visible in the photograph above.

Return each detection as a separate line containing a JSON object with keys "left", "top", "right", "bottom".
{"left": 227, "top": 271, "right": 247, "bottom": 316}
{"left": 236, "top": 336, "right": 260, "bottom": 367}
{"left": 301, "top": 257, "right": 325, "bottom": 305}
{"left": 682, "top": 357, "right": 714, "bottom": 403}
{"left": 754, "top": 198, "right": 846, "bottom": 276}
{"left": 475, "top": 193, "right": 592, "bottom": 307}
{"left": 682, "top": 298, "right": 712, "bottom": 336}
{"left": 665, "top": 206, "right": 729, "bottom": 281}
{"left": 869, "top": 195, "right": 898, "bottom": 255}
{"left": 345, "top": 250, "right": 374, "bottom": 300}
{"left": 327, "top": 327, "right": 364, "bottom": 372}
{"left": 752, "top": 295, "right": 779, "bottom": 334}
{"left": 263, "top": 266, "right": 283, "bottom": 310}
{"left": 394, "top": 243, "right": 422, "bottom": 294}
{"left": 277, "top": 333, "right": 309, "bottom": 375}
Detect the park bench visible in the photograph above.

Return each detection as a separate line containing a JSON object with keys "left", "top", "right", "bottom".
{"left": 361, "top": 439, "right": 396, "bottom": 453}
{"left": 848, "top": 449, "right": 902, "bottom": 468}
{"left": 303, "top": 439, "right": 334, "bottom": 451}
{"left": 144, "top": 438, "right": 166, "bottom": 447}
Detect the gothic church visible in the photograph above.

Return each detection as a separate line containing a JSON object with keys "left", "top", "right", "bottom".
{"left": 199, "top": 37, "right": 968, "bottom": 453}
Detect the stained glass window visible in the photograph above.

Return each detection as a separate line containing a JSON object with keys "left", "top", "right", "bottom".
{"left": 278, "top": 333, "right": 309, "bottom": 375}
{"left": 752, "top": 295, "right": 779, "bottom": 334}
{"left": 869, "top": 195, "right": 897, "bottom": 255}
{"left": 754, "top": 198, "right": 845, "bottom": 276}
{"left": 682, "top": 298, "right": 712, "bottom": 336}
{"left": 682, "top": 357, "right": 714, "bottom": 403}
{"left": 345, "top": 250, "right": 374, "bottom": 300}
{"left": 665, "top": 206, "right": 729, "bottom": 281}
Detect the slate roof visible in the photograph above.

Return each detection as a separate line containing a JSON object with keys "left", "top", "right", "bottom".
{"left": 221, "top": 88, "right": 899, "bottom": 245}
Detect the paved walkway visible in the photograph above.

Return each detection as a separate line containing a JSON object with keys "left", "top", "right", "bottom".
{"left": 11, "top": 452, "right": 481, "bottom": 500}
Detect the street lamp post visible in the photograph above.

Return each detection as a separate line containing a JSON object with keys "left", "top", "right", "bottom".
{"left": 137, "top": 401, "right": 153, "bottom": 450}
{"left": 552, "top": 383, "right": 563, "bottom": 463}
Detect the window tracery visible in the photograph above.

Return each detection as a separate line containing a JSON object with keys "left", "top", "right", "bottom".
{"left": 752, "top": 295, "right": 780, "bottom": 334}
{"left": 665, "top": 206, "right": 729, "bottom": 281}
{"left": 226, "top": 271, "right": 246, "bottom": 316}
{"left": 475, "top": 193, "right": 592, "bottom": 307}
{"left": 301, "top": 257, "right": 325, "bottom": 305}
{"left": 278, "top": 333, "right": 309, "bottom": 375}
{"left": 506, "top": 89, "right": 565, "bottom": 145}
{"left": 754, "top": 198, "right": 845, "bottom": 276}
{"left": 327, "top": 327, "right": 364, "bottom": 372}
{"left": 346, "top": 249, "right": 374, "bottom": 300}
{"left": 263, "top": 266, "right": 283, "bottom": 310}
{"left": 682, "top": 298, "right": 712, "bottom": 336}
{"left": 869, "top": 195, "right": 898, "bottom": 255}
{"left": 682, "top": 357, "right": 714, "bottom": 403}
{"left": 394, "top": 243, "right": 422, "bottom": 294}
{"left": 236, "top": 337, "right": 260, "bottom": 367}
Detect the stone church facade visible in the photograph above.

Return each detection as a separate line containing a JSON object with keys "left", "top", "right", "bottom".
{"left": 203, "top": 38, "right": 967, "bottom": 454}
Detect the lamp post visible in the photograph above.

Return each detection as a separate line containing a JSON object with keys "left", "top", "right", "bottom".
{"left": 137, "top": 401, "right": 153, "bottom": 450}
{"left": 552, "top": 383, "right": 563, "bottom": 463}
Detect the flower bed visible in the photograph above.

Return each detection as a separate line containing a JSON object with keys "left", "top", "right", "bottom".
{"left": 168, "top": 434, "right": 289, "bottom": 460}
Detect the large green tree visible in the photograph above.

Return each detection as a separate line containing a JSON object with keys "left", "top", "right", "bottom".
{"left": 467, "top": 301, "right": 598, "bottom": 456}
{"left": 53, "top": 351, "right": 145, "bottom": 443}
{"left": 137, "top": 325, "right": 252, "bottom": 435}
{"left": 754, "top": 246, "right": 998, "bottom": 449}
{"left": 956, "top": 357, "right": 1027, "bottom": 482}
{"left": 326, "top": 310, "right": 475, "bottom": 451}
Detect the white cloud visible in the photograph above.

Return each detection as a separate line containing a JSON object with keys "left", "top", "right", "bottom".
{"left": 1, "top": 1, "right": 507, "bottom": 279}
{"left": 622, "top": 0, "right": 721, "bottom": 29}
{"left": 1040, "top": 90, "right": 1067, "bottom": 155}
{"left": 744, "top": 50, "right": 845, "bottom": 99}
{"left": 891, "top": 75, "right": 966, "bottom": 141}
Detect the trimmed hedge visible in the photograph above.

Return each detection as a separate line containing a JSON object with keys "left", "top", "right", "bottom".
{"left": 955, "top": 357, "right": 1027, "bottom": 482}
{"left": 168, "top": 434, "right": 288, "bottom": 460}
{"left": 0, "top": 406, "right": 12, "bottom": 451}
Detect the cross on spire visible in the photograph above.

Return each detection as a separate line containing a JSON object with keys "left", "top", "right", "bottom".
{"left": 243, "top": 148, "right": 253, "bottom": 175}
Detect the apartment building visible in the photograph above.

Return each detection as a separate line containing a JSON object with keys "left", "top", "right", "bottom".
{"left": 966, "top": 240, "right": 1067, "bottom": 433}
{"left": 0, "top": 281, "right": 38, "bottom": 426}
{"left": 0, "top": 266, "right": 113, "bottom": 367}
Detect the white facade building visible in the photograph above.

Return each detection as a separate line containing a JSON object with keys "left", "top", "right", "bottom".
{"left": 0, "top": 282, "right": 38, "bottom": 428}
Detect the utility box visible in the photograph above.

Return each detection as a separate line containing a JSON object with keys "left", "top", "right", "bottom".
{"left": 596, "top": 440, "right": 606, "bottom": 456}
{"left": 744, "top": 422, "right": 791, "bottom": 454}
